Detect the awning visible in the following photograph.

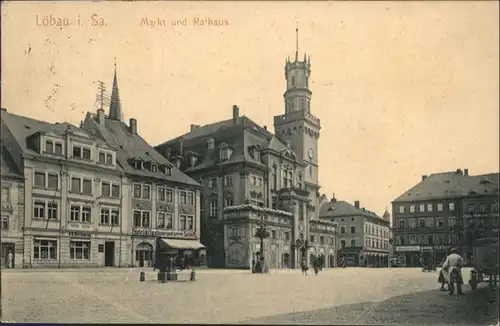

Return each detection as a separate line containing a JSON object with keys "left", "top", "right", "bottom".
{"left": 160, "top": 238, "right": 205, "bottom": 250}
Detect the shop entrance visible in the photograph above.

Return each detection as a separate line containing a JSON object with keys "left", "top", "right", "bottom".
{"left": 136, "top": 242, "right": 153, "bottom": 267}
{"left": 104, "top": 241, "right": 115, "bottom": 267}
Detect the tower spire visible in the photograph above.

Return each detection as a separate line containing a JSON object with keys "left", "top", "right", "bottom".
{"left": 109, "top": 57, "right": 123, "bottom": 122}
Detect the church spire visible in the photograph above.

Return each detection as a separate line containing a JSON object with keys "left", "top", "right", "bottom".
{"left": 109, "top": 58, "right": 123, "bottom": 121}
{"left": 295, "top": 27, "right": 299, "bottom": 61}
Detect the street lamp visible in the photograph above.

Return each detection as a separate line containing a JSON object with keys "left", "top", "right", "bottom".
{"left": 254, "top": 213, "right": 270, "bottom": 273}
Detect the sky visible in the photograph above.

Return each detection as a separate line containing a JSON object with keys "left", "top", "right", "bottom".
{"left": 2, "top": 1, "right": 499, "bottom": 217}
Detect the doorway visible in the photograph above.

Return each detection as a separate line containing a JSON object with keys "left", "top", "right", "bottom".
{"left": 1, "top": 243, "right": 15, "bottom": 268}
{"left": 104, "top": 241, "right": 115, "bottom": 267}
{"left": 136, "top": 242, "right": 153, "bottom": 267}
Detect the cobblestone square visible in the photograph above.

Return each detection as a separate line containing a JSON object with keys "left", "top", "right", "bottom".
{"left": 2, "top": 267, "right": 497, "bottom": 324}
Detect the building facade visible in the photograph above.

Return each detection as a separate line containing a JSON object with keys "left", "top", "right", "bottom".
{"left": 1, "top": 108, "right": 130, "bottom": 268}
{"left": 155, "top": 36, "right": 337, "bottom": 269}
{"left": 392, "top": 169, "right": 499, "bottom": 267}
{"left": 320, "top": 195, "right": 391, "bottom": 267}
{"left": 82, "top": 67, "right": 205, "bottom": 268}
{"left": 1, "top": 139, "right": 25, "bottom": 268}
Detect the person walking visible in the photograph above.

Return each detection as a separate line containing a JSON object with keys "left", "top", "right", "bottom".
{"left": 6, "top": 251, "right": 13, "bottom": 269}
{"left": 442, "top": 247, "right": 464, "bottom": 295}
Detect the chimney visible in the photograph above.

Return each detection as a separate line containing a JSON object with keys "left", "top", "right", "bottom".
{"left": 456, "top": 168, "right": 463, "bottom": 175}
{"left": 331, "top": 193, "right": 337, "bottom": 203}
{"left": 263, "top": 126, "right": 267, "bottom": 130}
{"left": 97, "top": 109, "right": 105, "bottom": 126}
{"left": 190, "top": 124, "right": 200, "bottom": 132}
{"left": 354, "top": 201, "right": 360, "bottom": 209}
{"left": 129, "top": 118, "right": 137, "bottom": 135}
{"left": 422, "top": 175, "right": 427, "bottom": 181}
{"left": 464, "top": 168, "right": 469, "bottom": 176}
{"left": 233, "top": 105, "right": 239, "bottom": 123}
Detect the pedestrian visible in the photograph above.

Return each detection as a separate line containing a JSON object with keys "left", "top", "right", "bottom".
{"left": 301, "top": 259, "right": 308, "bottom": 275}
{"left": 442, "top": 247, "right": 464, "bottom": 295}
{"left": 6, "top": 251, "right": 13, "bottom": 269}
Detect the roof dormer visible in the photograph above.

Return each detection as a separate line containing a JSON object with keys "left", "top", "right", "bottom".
{"left": 185, "top": 151, "right": 200, "bottom": 167}
{"left": 219, "top": 143, "right": 233, "bottom": 161}
{"left": 130, "top": 157, "right": 144, "bottom": 170}
{"left": 248, "top": 144, "right": 262, "bottom": 161}
{"left": 159, "top": 163, "right": 173, "bottom": 176}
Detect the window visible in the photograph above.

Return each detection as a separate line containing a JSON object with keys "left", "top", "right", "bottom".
{"left": 133, "top": 183, "right": 151, "bottom": 200}
{"left": 48, "top": 203, "right": 59, "bottom": 220}
{"left": 299, "top": 203, "right": 304, "bottom": 221}
{"left": 224, "top": 197, "right": 233, "bottom": 207}
{"left": 419, "top": 235, "right": 426, "bottom": 245}
{"left": 291, "top": 76, "right": 295, "bottom": 87}
{"left": 210, "top": 200, "right": 218, "bottom": 217}
{"left": 410, "top": 235, "right": 416, "bottom": 244}
{"left": 271, "top": 166, "right": 277, "bottom": 190}
{"left": 100, "top": 208, "right": 110, "bottom": 224}
{"left": 70, "top": 177, "right": 92, "bottom": 194}
{"left": 157, "top": 187, "right": 166, "bottom": 202}
{"left": 340, "top": 226, "right": 345, "bottom": 234}
{"left": 209, "top": 178, "right": 217, "bottom": 188}
{"left": 297, "top": 174, "right": 303, "bottom": 189}
{"left": 437, "top": 218, "right": 444, "bottom": 227}
{"left": 410, "top": 205, "right": 415, "bottom": 213}
{"left": 98, "top": 152, "right": 113, "bottom": 165}
{"left": 72, "top": 145, "right": 91, "bottom": 160}
{"left": 284, "top": 232, "right": 290, "bottom": 241}
{"left": 299, "top": 99, "right": 305, "bottom": 110}
{"left": 34, "top": 172, "right": 45, "bottom": 188}
{"left": 166, "top": 188, "right": 173, "bottom": 202}
{"left": 449, "top": 202, "right": 455, "bottom": 211}
{"left": 151, "top": 164, "right": 158, "bottom": 173}
{"left": 220, "top": 148, "right": 229, "bottom": 161}
{"left": 70, "top": 241, "right": 90, "bottom": 260}
{"left": 399, "top": 205, "right": 404, "bottom": 213}
{"left": 320, "top": 236, "right": 325, "bottom": 245}
{"left": 110, "top": 209, "right": 120, "bottom": 225}
{"left": 34, "top": 200, "right": 46, "bottom": 219}
{"left": 479, "top": 204, "right": 487, "bottom": 213}
{"left": 207, "top": 138, "right": 215, "bottom": 150}
{"left": 186, "top": 215, "right": 194, "bottom": 230}
{"left": 350, "top": 226, "right": 356, "bottom": 234}
{"left": 271, "top": 230, "right": 277, "bottom": 239}
{"left": 399, "top": 219, "right": 405, "bottom": 228}
{"left": 45, "top": 140, "right": 54, "bottom": 153}
{"left": 223, "top": 175, "right": 233, "bottom": 186}
{"left": 70, "top": 205, "right": 81, "bottom": 222}
{"left": 180, "top": 190, "right": 194, "bottom": 205}
{"left": 282, "top": 168, "right": 293, "bottom": 188}
{"left": 133, "top": 210, "right": 150, "bottom": 227}
{"left": 419, "top": 204, "right": 425, "bottom": 212}
{"left": 426, "top": 218, "right": 434, "bottom": 228}
{"left": 81, "top": 206, "right": 91, "bottom": 223}
{"left": 157, "top": 212, "right": 173, "bottom": 229}
{"left": 340, "top": 240, "right": 345, "bottom": 248}
{"left": 179, "top": 215, "right": 187, "bottom": 230}
{"left": 47, "top": 174, "right": 58, "bottom": 189}
{"left": 350, "top": 239, "right": 355, "bottom": 247}
{"left": 448, "top": 216, "right": 456, "bottom": 227}
{"left": 1, "top": 188, "right": 9, "bottom": 202}
{"left": 1, "top": 215, "right": 9, "bottom": 230}
{"left": 101, "top": 182, "right": 120, "bottom": 198}
{"left": 427, "top": 204, "right": 433, "bottom": 212}
{"left": 428, "top": 235, "right": 433, "bottom": 245}
{"left": 33, "top": 239, "right": 57, "bottom": 260}
{"left": 310, "top": 235, "right": 315, "bottom": 243}
{"left": 419, "top": 219, "right": 426, "bottom": 228}
{"left": 437, "top": 203, "right": 443, "bottom": 211}
{"left": 45, "top": 140, "right": 63, "bottom": 156}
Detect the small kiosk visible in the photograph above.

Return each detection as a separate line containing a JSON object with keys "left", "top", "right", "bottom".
{"left": 155, "top": 233, "right": 206, "bottom": 282}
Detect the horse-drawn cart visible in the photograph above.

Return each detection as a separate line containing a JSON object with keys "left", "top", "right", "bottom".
{"left": 469, "top": 236, "right": 499, "bottom": 291}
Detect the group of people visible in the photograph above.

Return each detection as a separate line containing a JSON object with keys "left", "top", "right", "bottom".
{"left": 437, "top": 247, "right": 465, "bottom": 295}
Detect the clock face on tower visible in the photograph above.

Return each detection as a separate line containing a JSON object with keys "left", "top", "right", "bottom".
{"left": 308, "top": 148, "right": 314, "bottom": 159}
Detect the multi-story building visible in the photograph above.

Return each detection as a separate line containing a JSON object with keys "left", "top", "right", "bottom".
{"left": 1, "top": 108, "right": 129, "bottom": 268}
{"left": 82, "top": 66, "right": 205, "bottom": 268}
{"left": 392, "top": 168, "right": 499, "bottom": 267}
{"left": 320, "top": 194, "right": 391, "bottom": 267}
{"left": 155, "top": 35, "right": 337, "bottom": 269}
{"left": 1, "top": 137, "right": 25, "bottom": 268}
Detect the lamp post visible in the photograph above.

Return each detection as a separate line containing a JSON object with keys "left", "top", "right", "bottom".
{"left": 254, "top": 213, "right": 269, "bottom": 273}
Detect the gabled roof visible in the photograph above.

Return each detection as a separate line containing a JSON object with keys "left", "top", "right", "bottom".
{"left": 156, "top": 114, "right": 306, "bottom": 173}
{"left": 83, "top": 113, "right": 200, "bottom": 186}
{"left": 0, "top": 141, "right": 23, "bottom": 180}
{"left": 319, "top": 200, "right": 387, "bottom": 222}
{"left": 392, "top": 171, "right": 500, "bottom": 203}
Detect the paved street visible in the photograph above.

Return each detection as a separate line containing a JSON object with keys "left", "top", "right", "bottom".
{"left": 1, "top": 267, "right": 498, "bottom": 324}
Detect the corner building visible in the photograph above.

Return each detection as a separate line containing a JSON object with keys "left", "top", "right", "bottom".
{"left": 392, "top": 168, "right": 499, "bottom": 267}
{"left": 155, "top": 34, "right": 337, "bottom": 269}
